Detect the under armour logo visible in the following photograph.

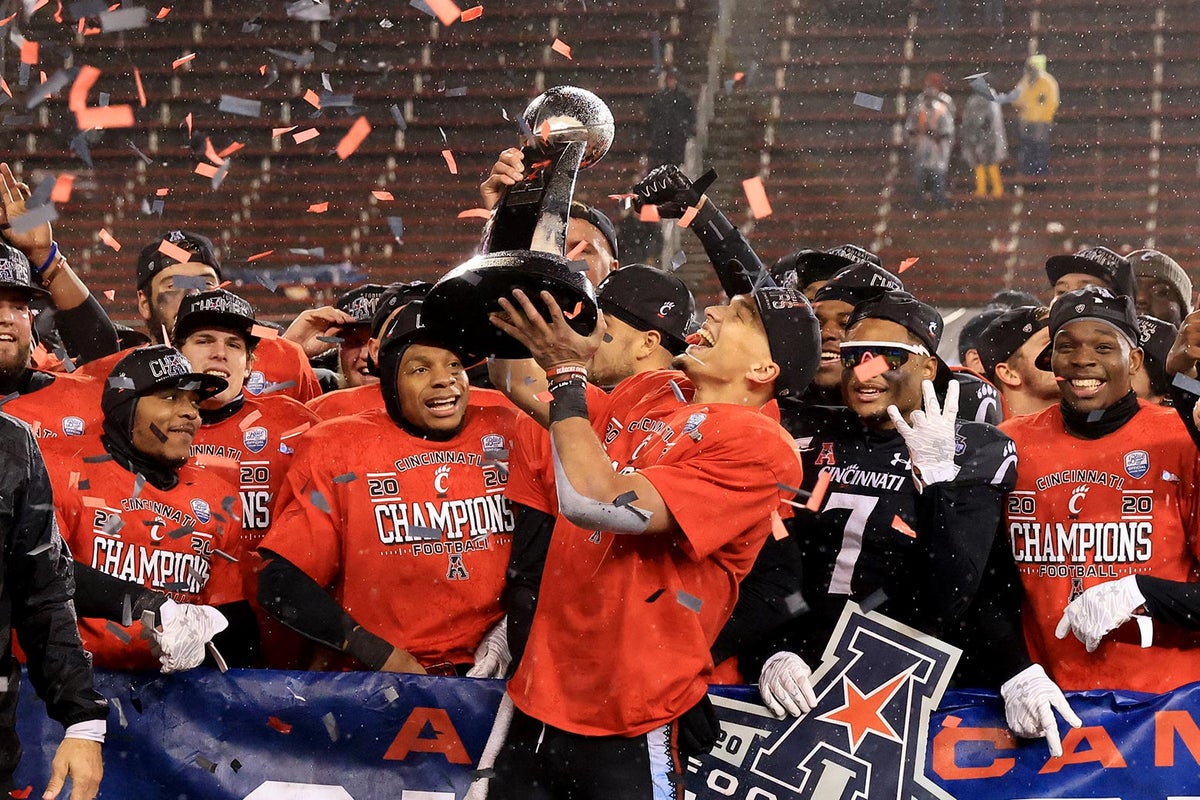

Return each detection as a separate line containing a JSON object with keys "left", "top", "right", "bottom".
{"left": 891, "top": 452, "right": 910, "bottom": 469}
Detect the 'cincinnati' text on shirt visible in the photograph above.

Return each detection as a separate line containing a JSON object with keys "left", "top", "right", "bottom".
{"left": 819, "top": 464, "right": 907, "bottom": 492}
{"left": 394, "top": 451, "right": 483, "bottom": 472}
{"left": 1035, "top": 469, "right": 1126, "bottom": 491}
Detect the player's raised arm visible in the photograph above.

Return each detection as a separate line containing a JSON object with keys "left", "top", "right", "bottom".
{"left": 491, "top": 289, "right": 675, "bottom": 535}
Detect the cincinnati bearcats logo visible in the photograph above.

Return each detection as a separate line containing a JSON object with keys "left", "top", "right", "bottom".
{"left": 815, "top": 442, "right": 836, "bottom": 466}
{"left": 658, "top": 301, "right": 676, "bottom": 318}
{"left": 434, "top": 465, "right": 450, "bottom": 498}
{"left": 1068, "top": 485, "right": 1090, "bottom": 516}
{"left": 446, "top": 554, "right": 468, "bottom": 580}
{"left": 694, "top": 605, "right": 960, "bottom": 800}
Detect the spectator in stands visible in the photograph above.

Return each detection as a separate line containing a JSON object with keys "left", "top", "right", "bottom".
{"left": 1, "top": 413, "right": 107, "bottom": 799}
{"left": 976, "top": 305, "right": 1058, "bottom": 418}
{"left": 961, "top": 91, "right": 1007, "bottom": 198}
{"left": 1045, "top": 246, "right": 1135, "bottom": 302}
{"left": 905, "top": 73, "right": 955, "bottom": 210}
{"left": 259, "top": 303, "right": 517, "bottom": 676}
{"left": 644, "top": 66, "right": 696, "bottom": 168}
{"left": 1132, "top": 314, "right": 1177, "bottom": 405}
{"left": 1005, "top": 287, "right": 1200, "bottom": 695}
{"left": 479, "top": 149, "right": 620, "bottom": 286}
{"left": 1000, "top": 55, "right": 1060, "bottom": 181}
{"left": 1130, "top": 249, "right": 1191, "bottom": 327}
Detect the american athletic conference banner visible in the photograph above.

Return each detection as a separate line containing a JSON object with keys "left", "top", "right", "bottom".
{"left": 14, "top": 606, "right": 1200, "bottom": 799}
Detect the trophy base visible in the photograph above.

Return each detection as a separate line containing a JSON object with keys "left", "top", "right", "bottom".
{"left": 422, "top": 250, "right": 599, "bottom": 361}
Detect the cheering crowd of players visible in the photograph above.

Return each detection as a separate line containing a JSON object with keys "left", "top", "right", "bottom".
{"left": 6, "top": 148, "right": 1200, "bottom": 799}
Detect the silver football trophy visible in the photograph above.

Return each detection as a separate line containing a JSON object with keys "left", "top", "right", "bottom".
{"left": 422, "top": 86, "right": 615, "bottom": 360}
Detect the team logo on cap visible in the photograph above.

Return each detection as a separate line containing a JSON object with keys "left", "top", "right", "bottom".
{"left": 244, "top": 371, "right": 266, "bottom": 395}
{"left": 1078, "top": 247, "right": 1124, "bottom": 271}
{"left": 1138, "top": 317, "right": 1157, "bottom": 344}
{"left": 167, "top": 230, "right": 186, "bottom": 243}
{"left": 191, "top": 498, "right": 211, "bottom": 523}
{"left": 243, "top": 426, "right": 268, "bottom": 453}
{"left": 61, "top": 416, "right": 85, "bottom": 436}
{"left": 1124, "top": 450, "right": 1150, "bottom": 480}
{"left": 346, "top": 295, "right": 375, "bottom": 320}
{"left": 658, "top": 301, "right": 676, "bottom": 318}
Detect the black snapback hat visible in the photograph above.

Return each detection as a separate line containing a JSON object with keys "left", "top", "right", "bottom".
{"left": 1045, "top": 246, "right": 1135, "bottom": 299}
{"left": 371, "top": 281, "right": 435, "bottom": 339}
{"left": 173, "top": 289, "right": 259, "bottom": 346}
{"left": 136, "top": 230, "right": 222, "bottom": 290}
{"left": 101, "top": 344, "right": 227, "bottom": 419}
{"left": 771, "top": 244, "right": 881, "bottom": 291}
{"left": 570, "top": 201, "right": 619, "bottom": 260}
{"left": 813, "top": 263, "right": 904, "bottom": 306}
{"left": 0, "top": 241, "right": 50, "bottom": 300}
{"left": 597, "top": 265, "right": 697, "bottom": 355}
{"left": 1035, "top": 286, "right": 1140, "bottom": 370}
{"left": 846, "top": 290, "right": 944, "bottom": 352}
{"left": 752, "top": 286, "right": 821, "bottom": 399}
{"left": 1136, "top": 314, "right": 1178, "bottom": 396}
{"left": 976, "top": 305, "right": 1049, "bottom": 379}
{"left": 336, "top": 284, "right": 388, "bottom": 327}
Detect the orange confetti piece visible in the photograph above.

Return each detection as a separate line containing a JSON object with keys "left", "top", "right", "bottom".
{"left": 0, "top": 78, "right": 10, "bottom": 98}
{"left": 563, "top": 301, "right": 584, "bottom": 319}
{"left": 103, "top": 289, "right": 115, "bottom": 300}
{"left": 217, "top": 141, "right": 244, "bottom": 158}
{"left": 852, "top": 353, "right": 891, "bottom": 382}
{"left": 892, "top": 515, "right": 917, "bottom": 538}
{"left": 157, "top": 239, "right": 193, "bottom": 263}
{"left": 457, "top": 208, "right": 492, "bottom": 219}
{"left": 293, "top": 128, "right": 320, "bottom": 144}
{"left": 534, "top": 390, "right": 553, "bottom": 404}
{"left": 0, "top": 12, "right": 17, "bottom": 26}
{"left": 50, "top": 174, "right": 74, "bottom": 203}
{"left": 194, "top": 162, "right": 218, "bottom": 178}
{"left": 183, "top": 112, "right": 193, "bottom": 136}
{"left": 551, "top": 38, "right": 572, "bottom": 59}
{"left": 335, "top": 116, "right": 371, "bottom": 159}
{"left": 75, "top": 106, "right": 134, "bottom": 130}
{"left": 566, "top": 239, "right": 588, "bottom": 260}
{"left": 259, "top": 64, "right": 267, "bottom": 76}
{"left": 677, "top": 206, "right": 699, "bottom": 228}
{"left": 272, "top": 126, "right": 297, "bottom": 138}
{"left": 156, "top": 6, "right": 170, "bottom": 18}
{"left": 20, "top": 40, "right": 38, "bottom": 65}
{"left": 280, "top": 422, "right": 311, "bottom": 440}
{"left": 441, "top": 149, "right": 458, "bottom": 174}
{"left": 171, "top": 53, "right": 196, "bottom": 69}
{"left": 38, "top": 71, "right": 47, "bottom": 85}
{"left": 639, "top": 204, "right": 660, "bottom": 222}
{"left": 203, "top": 137, "right": 224, "bottom": 166}
{"left": 82, "top": 496, "right": 106, "bottom": 509}
{"left": 742, "top": 176, "right": 773, "bottom": 219}
{"left": 68, "top": 65, "right": 100, "bottom": 112}
{"left": 303, "top": 88, "right": 321, "bottom": 109}
{"left": 267, "top": 716, "right": 293, "bottom": 734}
{"left": 424, "top": 0, "right": 461, "bottom": 25}
{"left": 155, "top": 188, "right": 169, "bottom": 196}
{"left": 733, "top": 71, "right": 745, "bottom": 81}
{"left": 238, "top": 409, "right": 263, "bottom": 431}
{"left": 246, "top": 250, "right": 274, "bottom": 262}
{"left": 68, "top": 471, "right": 80, "bottom": 489}
{"left": 607, "top": 193, "right": 637, "bottom": 201}
{"left": 250, "top": 324, "right": 279, "bottom": 340}
{"left": 307, "top": 202, "right": 329, "bottom": 213}
{"left": 898, "top": 257, "right": 919, "bottom": 274}
{"left": 133, "top": 67, "right": 146, "bottom": 107}
{"left": 539, "top": 119, "right": 552, "bottom": 142}
{"left": 804, "top": 471, "right": 831, "bottom": 512}
{"left": 771, "top": 511, "right": 788, "bottom": 540}
{"left": 460, "top": 5, "right": 483, "bottom": 21}
{"left": 98, "top": 229, "right": 121, "bottom": 251}
{"left": 371, "top": 190, "right": 395, "bottom": 201}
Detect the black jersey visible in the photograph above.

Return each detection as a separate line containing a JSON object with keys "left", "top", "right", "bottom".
{"left": 953, "top": 369, "right": 1003, "bottom": 425}
{"left": 770, "top": 404, "right": 1018, "bottom": 668}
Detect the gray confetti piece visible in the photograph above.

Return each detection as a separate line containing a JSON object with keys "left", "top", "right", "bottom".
{"left": 408, "top": 526, "right": 443, "bottom": 540}
{"left": 783, "top": 591, "right": 809, "bottom": 616}
{"left": 121, "top": 593, "right": 132, "bottom": 627}
{"left": 568, "top": 260, "right": 589, "bottom": 272}
{"left": 321, "top": 72, "right": 333, "bottom": 92}
{"left": 230, "top": 759, "right": 242, "bottom": 772}
{"left": 70, "top": 132, "right": 93, "bottom": 167}
{"left": 1172, "top": 372, "right": 1200, "bottom": 396}
{"left": 107, "top": 374, "right": 137, "bottom": 390}
{"left": 266, "top": 48, "right": 314, "bottom": 68}
{"left": 613, "top": 490, "right": 639, "bottom": 507}
{"left": 211, "top": 159, "right": 230, "bottom": 190}
{"left": 1086, "top": 410, "right": 1105, "bottom": 423}
{"left": 148, "top": 423, "right": 168, "bottom": 443}
{"left": 217, "top": 94, "right": 262, "bottom": 118}
{"left": 100, "top": 6, "right": 149, "bottom": 31}
{"left": 322, "top": 711, "right": 339, "bottom": 741}
{"left": 389, "top": 104, "right": 407, "bottom": 130}
{"left": 318, "top": 40, "right": 337, "bottom": 53}
{"left": 105, "top": 620, "right": 132, "bottom": 643}
{"left": 241, "top": 17, "right": 262, "bottom": 33}
{"left": 260, "top": 380, "right": 297, "bottom": 395}
{"left": 101, "top": 515, "right": 124, "bottom": 536}
{"left": 446, "top": 86, "right": 467, "bottom": 98}
{"left": 214, "top": 549, "right": 238, "bottom": 563}
{"left": 111, "top": 696, "right": 128, "bottom": 728}
{"left": 8, "top": 204, "right": 58, "bottom": 235}
{"left": 167, "top": 523, "right": 194, "bottom": 540}
{"left": 286, "top": 0, "right": 330, "bottom": 21}
{"left": 602, "top": 333, "right": 613, "bottom": 343}
{"left": 333, "top": 472, "right": 358, "bottom": 484}
{"left": 310, "top": 490, "right": 332, "bottom": 514}
{"left": 127, "top": 140, "right": 154, "bottom": 165}
{"left": 853, "top": 92, "right": 885, "bottom": 111}
{"left": 645, "top": 588, "right": 665, "bottom": 603}
{"left": 861, "top": 587, "right": 888, "bottom": 613}
{"left": 670, "top": 250, "right": 686, "bottom": 271}
{"left": 382, "top": 686, "right": 399, "bottom": 703}
{"left": 675, "top": 589, "right": 703, "bottom": 613}
{"left": 195, "top": 755, "right": 217, "bottom": 773}
{"left": 317, "top": 335, "right": 344, "bottom": 344}
{"left": 255, "top": 271, "right": 279, "bottom": 292}
{"left": 387, "top": 216, "right": 404, "bottom": 240}
{"left": 83, "top": 453, "right": 114, "bottom": 463}
{"left": 26, "top": 542, "right": 53, "bottom": 557}
{"left": 26, "top": 69, "right": 75, "bottom": 109}
{"left": 668, "top": 379, "right": 686, "bottom": 404}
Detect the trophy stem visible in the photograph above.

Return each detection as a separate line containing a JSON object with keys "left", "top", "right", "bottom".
{"left": 530, "top": 141, "right": 585, "bottom": 256}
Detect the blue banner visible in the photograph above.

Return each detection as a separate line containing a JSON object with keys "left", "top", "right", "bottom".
{"left": 14, "top": 608, "right": 1200, "bottom": 799}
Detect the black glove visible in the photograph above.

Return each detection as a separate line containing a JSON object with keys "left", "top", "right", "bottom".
{"left": 631, "top": 164, "right": 705, "bottom": 219}
{"left": 676, "top": 694, "right": 720, "bottom": 758}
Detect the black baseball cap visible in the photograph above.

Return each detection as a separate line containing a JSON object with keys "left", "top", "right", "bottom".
{"left": 101, "top": 344, "right": 227, "bottom": 419}
{"left": 1035, "top": 286, "right": 1140, "bottom": 370}
{"left": 751, "top": 286, "right": 821, "bottom": 399}
{"left": 597, "top": 265, "right": 697, "bottom": 355}
{"left": 173, "top": 289, "right": 260, "bottom": 347}
{"left": 812, "top": 263, "right": 904, "bottom": 306}
{"left": 0, "top": 241, "right": 50, "bottom": 300}
{"left": 136, "top": 230, "right": 222, "bottom": 290}
{"left": 957, "top": 307, "right": 1007, "bottom": 363}
{"left": 976, "top": 305, "right": 1049, "bottom": 380}
{"left": 1136, "top": 314, "right": 1178, "bottom": 396}
{"left": 846, "top": 290, "right": 953, "bottom": 384}
{"left": 570, "top": 201, "right": 619, "bottom": 260}
{"left": 1045, "top": 246, "right": 1135, "bottom": 299}
{"left": 335, "top": 283, "right": 388, "bottom": 327}
{"left": 771, "top": 244, "right": 881, "bottom": 292}
{"left": 370, "top": 281, "right": 434, "bottom": 338}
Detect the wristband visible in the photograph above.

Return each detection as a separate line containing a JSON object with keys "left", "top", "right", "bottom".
{"left": 35, "top": 242, "right": 59, "bottom": 276}
{"left": 548, "top": 376, "right": 589, "bottom": 423}
{"left": 545, "top": 363, "right": 588, "bottom": 381}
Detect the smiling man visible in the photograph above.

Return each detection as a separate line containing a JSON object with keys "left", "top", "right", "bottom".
{"left": 258, "top": 301, "right": 519, "bottom": 675}
{"left": 1002, "top": 286, "right": 1200, "bottom": 693}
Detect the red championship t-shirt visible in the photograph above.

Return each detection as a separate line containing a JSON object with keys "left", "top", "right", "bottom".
{"left": 3, "top": 371, "right": 106, "bottom": 439}
{"left": 507, "top": 370, "right": 802, "bottom": 736}
{"left": 1001, "top": 402, "right": 1200, "bottom": 692}
{"left": 41, "top": 437, "right": 246, "bottom": 671}
{"left": 261, "top": 399, "right": 519, "bottom": 669}
{"left": 306, "top": 384, "right": 384, "bottom": 420}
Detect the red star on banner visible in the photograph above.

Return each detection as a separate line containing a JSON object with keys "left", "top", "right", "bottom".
{"left": 818, "top": 671, "right": 909, "bottom": 752}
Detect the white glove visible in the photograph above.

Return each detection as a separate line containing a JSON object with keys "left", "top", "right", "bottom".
{"left": 1055, "top": 575, "right": 1147, "bottom": 652}
{"left": 887, "top": 379, "right": 961, "bottom": 487}
{"left": 758, "top": 651, "right": 818, "bottom": 718}
{"left": 1000, "top": 663, "right": 1082, "bottom": 757}
{"left": 147, "top": 599, "right": 229, "bottom": 674}
{"left": 466, "top": 617, "right": 511, "bottom": 679}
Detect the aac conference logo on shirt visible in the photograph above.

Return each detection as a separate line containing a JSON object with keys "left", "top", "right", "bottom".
{"left": 243, "top": 426, "right": 268, "bottom": 453}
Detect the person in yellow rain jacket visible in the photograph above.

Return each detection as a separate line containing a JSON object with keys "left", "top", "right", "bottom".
{"left": 1001, "top": 55, "right": 1060, "bottom": 180}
